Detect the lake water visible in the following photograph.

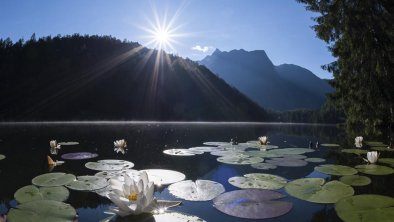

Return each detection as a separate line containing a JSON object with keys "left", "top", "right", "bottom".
{"left": 0, "top": 122, "right": 393, "bottom": 222}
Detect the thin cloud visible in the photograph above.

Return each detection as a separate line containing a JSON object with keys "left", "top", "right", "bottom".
{"left": 191, "top": 45, "right": 212, "bottom": 53}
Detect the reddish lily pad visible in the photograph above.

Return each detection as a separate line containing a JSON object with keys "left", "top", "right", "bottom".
{"left": 61, "top": 152, "right": 98, "bottom": 160}
{"left": 213, "top": 189, "right": 292, "bottom": 219}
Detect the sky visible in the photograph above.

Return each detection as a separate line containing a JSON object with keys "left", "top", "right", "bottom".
{"left": 0, "top": 0, "right": 334, "bottom": 79}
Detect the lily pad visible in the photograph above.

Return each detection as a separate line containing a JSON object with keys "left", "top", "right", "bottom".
{"left": 229, "top": 173, "right": 287, "bottom": 190}
{"left": 65, "top": 175, "right": 109, "bottom": 191}
{"left": 242, "top": 151, "right": 282, "bottom": 158}
{"left": 314, "top": 164, "right": 358, "bottom": 176}
{"left": 339, "top": 175, "right": 371, "bottom": 186}
{"left": 239, "top": 142, "right": 279, "bottom": 149}
{"left": 32, "top": 173, "right": 76, "bottom": 187}
{"left": 14, "top": 185, "right": 70, "bottom": 203}
{"left": 203, "top": 142, "right": 230, "bottom": 146}
{"left": 251, "top": 162, "right": 278, "bottom": 170}
{"left": 341, "top": 149, "right": 369, "bottom": 155}
{"left": 217, "top": 155, "right": 263, "bottom": 165}
{"left": 141, "top": 169, "right": 186, "bottom": 185}
{"left": 85, "top": 162, "right": 125, "bottom": 171}
{"left": 61, "top": 152, "right": 98, "bottom": 160}
{"left": 0, "top": 154, "right": 5, "bottom": 160}
{"left": 168, "top": 180, "right": 225, "bottom": 201}
{"left": 153, "top": 212, "right": 206, "bottom": 222}
{"left": 58, "top": 141, "right": 79, "bottom": 146}
{"left": 97, "top": 159, "right": 134, "bottom": 168}
{"left": 378, "top": 158, "right": 394, "bottom": 167}
{"left": 95, "top": 169, "right": 140, "bottom": 180}
{"left": 304, "top": 158, "right": 326, "bottom": 163}
{"left": 163, "top": 149, "right": 203, "bottom": 156}
{"left": 321, "top": 143, "right": 340, "bottom": 147}
{"left": 266, "top": 158, "right": 308, "bottom": 167}
{"left": 268, "top": 148, "right": 315, "bottom": 155}
{"left": 188, "top": 146, "right": 224, "bottom": 152}
{"left": 285, "top": 178, "right": 354, "bottom": 203}
{"left": 371, "top": 147, "right": 394, "bottom": 152}
{"left": 210, "top": 150, "right": 242, "bottom": 156}
{"left": 213, "top": 189, "right": 293, "bottom": 219}
{"left": 355, "top": 164, "right": 394, "bottom": 175}
{"left": 282, "top": 154, "right": 307, "bottom": 159}
{"left": 8, "top": 199, "right": 76, "bottom": 222}
{"left": 335, "top": 194, "right": 394, "bottom": 222}
{"left": 365, "top": 141, "right": 388, "bottom": 147}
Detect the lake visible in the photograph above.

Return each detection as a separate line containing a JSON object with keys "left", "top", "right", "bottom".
{"left": 0, "top": 122, "right": 393, "bottom": 222}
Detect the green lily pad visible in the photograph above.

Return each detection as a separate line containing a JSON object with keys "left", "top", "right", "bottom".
{"left": 85, "top": 162, "right": 125, "bottom": 171}
{"left": 282, "top": 154, "right": 307, "bottom": 159}
{"left": 371, "top": 147, "right": 394, "bottom": 152}
{"left": 365, "top": 141, "right": 388, "bottom": 147}
{"left": 65, "top": 175, "right": 109, "bottom": 191}
{"left": 58, "top": 141, "right": 79, "bottom": 146}
{"left": 266, "top": 158, "right": 308, "bottom": 167}
{"left": 153, "top": 212, "right": 207, "bottom": 222}
{"left": 14, "top": 185, "right": 70, "bottom": 203}
{"left": 239, "top": 142, "right": 279, "bottom": 149}
{"left": 268, "top": 148, "right": 315, "bottom": 155}
{"left": 210, "top": 150, "right": 242, "bottom": 156}
{"left": 0, "top": 154, "right": 5, "bottom": 160}
{"left": 141, "top": 169, "right": 186, "bottom": 185}
{"left": 341, "top": 149, "right": 369, "bottom": 155}
{"left": 94, "top": 169, "right": 140, "bottom": 180}
{"left": 321, "top": 144, "right": 340, "bottom": 147}
{"left": 314, "top": 164, "right": 358, "bottom": 176}
{"left": 97, "top": 159, "right": 134, "bottom": 168}
{"left": 304, "top": 158, "right": 326, "bottom": 163}
{"left": 168, "top": 180, "right": 225, "bottom": 201}
{"left": 335, "top": 194, "right": 394, "bottom": 222}
{"left": 203, "top": 142, "right": 230, "bottom": 146}
{"left": 8, "top": 199, "right": 76, "bottom": 222}
{"left": 163, "top": 149, "right": 203, "bottom": 156}
{"left": 251, "top": 162, "right": 277, "bottom": 170}
{"left": 355, "top": 164, "right": 394, "bottom": 175}
{"left": 339, "top": 175, "right": 371, "bottom": 186}
{"left": 242, "top": 151, "right": 282, "bottom": 158}
{"left": 32, "top": 173, "right": 76, "bottom": 187}
{"left": 188, "top": 146, "right": 224, "bottom": 152}
{"left": 378, "top": 158, "right": 394, "bottom": 167}
{"left": 229, "top": 173, "right": 287, "bottom": 190}
{"left": 285, "top": 178, "right": 354, "bottom": 203}
{"left": 217, "top": 155, "right": 263, "bottom": 165}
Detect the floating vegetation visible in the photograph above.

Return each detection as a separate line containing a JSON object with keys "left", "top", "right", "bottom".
{"left": 168, "top": 180, "right": 225, "bottom": 201}
{"left": 304, "top": 158, "right": 326, "bottom": 163}
{"left": 266, "top": 158, "right": 308, "bottom": 167}
{"left": 65, "top": 175, "right": 109, "bottom": 191}
{"left": 268, "top": 148, "right": 315, "bottom": 155}
{"left": 0, "top": 154, "right": 5, "bottom": 160}
{"left": 217, "top": 155, "right": 263, "bottom": 165}
{"left": 285, "top": 178, "right": 354, "bottom": 203}
{"left": 282, "top": 154, "right": 307, "bottom": 159}
{"left": 378, "top": 158, "right": 394, "bottom": 167}
{"left": 203, "top": 142, "right": 230, "bottom": 146}
{"left": 213, "top": 189, "right": 293, "bottom": 219}
{"left": 241, "top": 142, "right": 279, "bottom": 149}
{"left": 341, "top": 149, "right": 369, "bottom": 155}
{"left": 32, "top": 172, "right": 76, "bottom": 187}
{"left": 153, "top": 212, "right": 207, "bottom": 222}
{"left": 335, "top": 194, "right": 394, "bottom": 222}
{"left": 365, "top": 141, "right": 388, "bottom": 147}
{"left": 229, "top": 173, "right": 287, "bottom": 190}
{"left": 58, "top": 141, "right": 79, "bottom": 146}
{"left": 14, "top": 185, "right": 69, "bottom": 203}
{"left": 210, "top": 150, "right": 242, "bottom": 156}
{"left": 61, "top": 152, "right": 98, "bottom": 160}
{"left": 251, "top": 162, "right": 277, "bottom": 170}
{"left": 242, "top": 150, "right": 281, "bottom": 158}
{"left": 8, "top": 200, "right": 76, "bottom": 222}
{"left": 339, "top": 175, "right": 371, "bottom": 186}
{"left": 95, "top": 169, "right": 140, "bottom": 180}
{"left": 355, "top": 164, "right": 394, "bottom": 175}
{"left": 188, "top": 146, "right": 224, "bottom": 152}
{"left": 85, "top": 160, "right": 134, "bottom": 171}
{"left": 321, "top": 144, "right": 340, "bottom": 147}
{"left": 141, "top": 169, "right": 186, "bottom": 185}
{"left": 163, "top": 149, "right": 203, "bottom": 156}
{"left": 371, "top": 147, "right": 394, "bottom": 152}
{"left": 314, "top": 164, "right": 358, "bottom": 176}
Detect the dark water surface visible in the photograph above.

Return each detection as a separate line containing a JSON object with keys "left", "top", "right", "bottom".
{"left": 0, "top": 122, "right": 393, "bottom": 222}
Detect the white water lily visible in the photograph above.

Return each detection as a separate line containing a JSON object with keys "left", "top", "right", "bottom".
{"left": 364, "top": 151, "right": 379, "bottom": 164}
{"left": 108, "top": 172, "right": 157, "bottom": 216}
{"left": 354, "top": 136, "right": 363, "bottom": 148}
{"left": 49, "top": 140, "right": 61, "bottom": 155}
{"left": 114, "top": 139, "right": 127, "bottom": 154}
{"left": 258, "top": 136, "right": 269, "bottom": 145}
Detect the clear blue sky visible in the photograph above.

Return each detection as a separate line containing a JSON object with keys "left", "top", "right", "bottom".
{"left": 0, "top": 0, "right": 334, "bottom": 79}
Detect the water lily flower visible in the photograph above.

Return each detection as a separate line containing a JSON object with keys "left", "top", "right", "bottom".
{"left": 354, "top": 136, "right": 363, "bottom": 148}
{"left": 259, "top": 136, "right": 269, "bottom": 145}
{"left": 49, "top": 140, "right": 61, "bottom": 155}
{"left": 108, "top": 172, "right": 157, "bottom": 216}
{"left": 114, "top": 139, "right": 127, "bottom": 154}
{"left": 363, "top": 151, "right": 379, "bottom": 164}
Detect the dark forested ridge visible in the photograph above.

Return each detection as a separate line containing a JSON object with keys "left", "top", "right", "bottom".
{"left": 199, "top": 49, "right": 333, "bottom": 111}
{"left": 0, "top": 34, "right": 268, "bottom": 121}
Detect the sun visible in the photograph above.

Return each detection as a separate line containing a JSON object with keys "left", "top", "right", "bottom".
{"left": 155, "top": 29, "right": 170, "bottom": 44}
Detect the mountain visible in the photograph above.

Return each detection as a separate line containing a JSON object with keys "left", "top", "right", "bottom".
{"left": 200, "top": 49, "right": 333, "bottom": 111}
{"left": 0, "top": 35, "right": 267, "bottom": 121}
